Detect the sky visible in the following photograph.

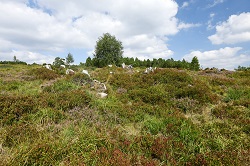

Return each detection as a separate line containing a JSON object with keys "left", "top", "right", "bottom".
{"left": 0, "top": 0, "right": 249, "bottom": 70}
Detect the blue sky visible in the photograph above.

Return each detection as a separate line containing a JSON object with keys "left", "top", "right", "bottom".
{"left": 0, "top": 0, "right": 249, "bottom": 70}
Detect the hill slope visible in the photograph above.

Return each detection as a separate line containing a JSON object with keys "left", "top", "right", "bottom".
{"left": 0, "top": 64, "right": 249, "bottom": 165}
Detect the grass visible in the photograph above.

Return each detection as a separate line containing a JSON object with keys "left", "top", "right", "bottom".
{"left": 0, "top": 64, "right": 249, "bottom": 165}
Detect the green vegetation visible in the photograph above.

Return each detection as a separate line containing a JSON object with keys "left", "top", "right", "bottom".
{"left": 66, "top": 53, "right": 74, "bottom": 66}
{"left": 93, "top": 33, "right": 124, "bottom": 67}
{"left": 86, "top": 56, "right": 201, "bottom": 70}
{"left": 0, "top": 63, "right": 249, "bottom": 165}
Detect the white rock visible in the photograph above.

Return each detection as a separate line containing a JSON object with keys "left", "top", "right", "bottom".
{"left": 97, "top": 92, "right": 108, "bottom": 98}
{"left": 60, "top": 65, "right": 66, "bottom": 68}
{"left": 108, "top": 65, "right": 113, "bottom": 67}
{"left": 66, "top": 69, "right": 75, "bottom": 75}
{"left": 44, "top": 64, "right": 52, "bottom": 70}
{"left": 122, "top": 63, "right": 126, "bottom": 69}
{"left": 82, "top": 70, "right": 90, "bottom": 77}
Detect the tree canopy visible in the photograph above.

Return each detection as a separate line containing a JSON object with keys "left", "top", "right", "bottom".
{"left": 66, "top": 53, "right": 74, "bottom": 65}
{"left": 93, "top": 33, "right": 123, "bottom": 67}
{"left": 190, "top": 56, "right": 200, "bottom": 71}
{"left": 53, "top": 57, "right": 65, "bottom": 67}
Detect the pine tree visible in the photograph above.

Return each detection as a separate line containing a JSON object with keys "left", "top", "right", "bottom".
{"left": 190, "top": 56, "right": 200, "bottom": 71}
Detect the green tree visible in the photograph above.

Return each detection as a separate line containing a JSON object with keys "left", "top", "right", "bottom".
{"left": 93, "top": 33, "right": 123, "bottom": 67}
{"left": 13, "top": 56, "right": 17, "bottom": 62}
{"left": 13, "top": 56, "right": 20, "bottom": 62}
{"left": 190, "top": 56, "right": 200, "bottom": 71}
{"left": 85, "top": 57, "right": 92, "bottom": 67}
{"left": 66, "top": 53, "right": 74, "bottom": 65}
{"left": 53, "top": 57, "right": 65, "bottom": 67}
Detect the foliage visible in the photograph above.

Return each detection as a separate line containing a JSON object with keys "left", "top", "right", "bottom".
{"left": 66, "top": 53, "right": 74, "bottom": 65}
{"left": 93, "top": 33, "right": 123, "bottom": 67}
{"left": 53, "top": 57, "right": 65, "bottom": 67}
{"left": 87, "top": 55, "right": 201, "bottom": 70}
{"left": 0, "top": 64, "right": 249, "bottom": 165}
{"left": 29, "top": 67, "right": 60, "bottom": 80}
{"left": 190, "top": 56, "right": 200, "bottom": 71}
{"left": 236, "top": 65, "right": 250, "bottom": 71}
{"left": 85, "top": 57, "right": 93, "bottom": 67}
{"left": 0, "top": 60, "right": 27, "bottom": 65}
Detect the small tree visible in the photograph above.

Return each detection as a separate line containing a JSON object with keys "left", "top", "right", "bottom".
{"left": 93, "top": 33, "right": 123, "bottom": 67}
{"left": 13, "top": 56, "right": 17, "bottom": 62}
{"left": 190, "top": 56, "right": 200, "bottom": 71}
{"left": 66, "top": 53, "right": 74, "bottom": 65}
{"left": 85, "top": 57, "right": 92, "bottom": 67}
{"left": 13, "top": 56, "right": 19, "bottom": 62}
{"left": 53, "top": 57, "right": 65, "bottom": 67}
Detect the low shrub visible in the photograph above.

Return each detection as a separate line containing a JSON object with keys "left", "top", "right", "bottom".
{"left": 43, "top": 79, "right": 79, "bottom": 93}
{"left": 70, "top": 73, "right": 92, "bottom": 86}
{"left": 29, "top": 67, "right": 59, "bottom": 80}
{"left": 39, "top": 90, "right": 90, "bottom": 111}
{"left": 3, "top": 123, "right": 39, "bottom": 147}
{"left": 0, "top": 94, "right": 38, "bottom": 125}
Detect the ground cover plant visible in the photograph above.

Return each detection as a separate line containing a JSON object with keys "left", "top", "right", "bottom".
{"left": 0, "top": 64, "right": 249, "bottom": 165}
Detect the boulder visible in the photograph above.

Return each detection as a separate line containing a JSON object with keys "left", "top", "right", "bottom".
{"left": 91, "top": 80, "right": 107, "bottom": 92}
{"left": 66, "top": 69, "right": 75, "bottom": 75}
{"left": 44, "top": 64, "right": 52, "bottom": 70}
{"left": 144, "top": 67, "right": 154, "bottom": 74}
{"left": 82, "top": 70, "right": 90, "bottom": 77}
{"left": 60, "top": 65, "right": 66, "bottom": 68}
{"left": 122, "top": 63, "right": 126, "bottom": 69}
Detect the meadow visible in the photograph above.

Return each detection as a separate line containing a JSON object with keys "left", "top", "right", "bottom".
{"left": 0, "top": 64, "right": 249, "bottom": 165}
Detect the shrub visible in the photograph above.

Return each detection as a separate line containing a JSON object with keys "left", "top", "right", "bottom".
{"left": 70, "top": 73, "right": 92, "bottom": 86}
{"left": 29, "top": 67, "right": 59, "bottom": 80}
{"left": 3, "top": 123, "right": 39, "bottom": 147}
{"left": 0, "top": 94, "right": 38, "bottom": 125}
{"left": 39, "top": 90, "right": 90, "bottom": 111}
{"left": 43, "top": 79, "right": 79, "bottom": 93}
{"left": 143, "top": 115, "right": 164, "bottom": 135}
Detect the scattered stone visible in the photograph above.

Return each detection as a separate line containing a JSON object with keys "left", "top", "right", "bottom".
{"left": 91, "top": 80, "right": 107, "bottom": 92}
{"left": 60, "top": 65, "right": 66, "bottom": 68}
{"left": 97, "top": 92, "right": 108, "bottom": 98}
{"left": 116, "top": 88, "right": 127, "bottom": 94}
{"left": 122, "top": 63, "right": 126, "bottom": 69}
{"left": 122, "top": 63, "right": 133, "bottom": 69}
{"left": 144, "top": 67, "right": 154, "bottom": 74}
{"left": 82, "top": 70, "right": 90, "bottom": 77}
{"left": 66, "top": 69, "right": 75, "bottom": 75}
{"left": 127, "top": 65, "right": 133, "bottom": 69}
{"left": 43, "top": 64, "right": 52, "bottom": 70}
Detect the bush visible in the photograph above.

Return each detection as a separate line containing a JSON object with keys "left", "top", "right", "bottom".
{"left": 43, "top": 80, "right": 79, "bottom": 93}
{"left": 39, "top": 90, "right": 90, "bottom": 111}
{"left": 0, "top": 94, "right": 38, "bottom": 125}
{"left": 3, "top": 123, "right": 39, "bottom": 147}
{"left": 29, "top": 67, "right": 59, "bottom": 80}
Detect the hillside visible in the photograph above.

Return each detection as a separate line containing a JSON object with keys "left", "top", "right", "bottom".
{"left": 0, "top": 64, "right": 249, "bottom": 165}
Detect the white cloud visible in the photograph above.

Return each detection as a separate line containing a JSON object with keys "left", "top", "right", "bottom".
{"left": 0, "top": 1, "right": 88, "bottom": 51}
{"left": 207, "top": 13, "right": 216, "bottom": 30}
{"left": 208, "top": 12, "right": 250, "bottom": 44}
{"left": 1, "top": 50, "right": 55, "bottom": 64}
{"left": 0, "top": 0, "right": 200, "bottom": 64}
{"left": 207, "top": 0, "right": 225, "bottom": 8}
{"left": 181, "top": 2, "right": 189, "bottom": 9}
{"left": 178, "top": 22, "right": 201, "bottom": 30}
{"left": 183, "top": 47, "right": 250, "bottom": 70}
{"left": 123, "top": 35, "right": 173, "bottom": 60}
